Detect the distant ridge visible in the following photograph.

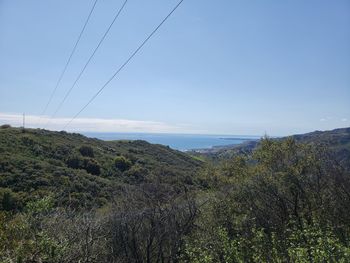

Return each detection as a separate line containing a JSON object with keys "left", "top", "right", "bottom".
{"left": 193, "top": 127, "right": 350, "bottom": 163}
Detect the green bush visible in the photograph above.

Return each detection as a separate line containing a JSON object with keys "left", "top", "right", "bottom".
{"left": 79, "top": 145, "right": 94, "bottom": 157}
{"left": 84, "top": 158, "right": 101, "bottom": 175}
{"left": 0, "top": 124, "right": 11, "bottom": 129}
{"left": 0, "top": 188, "right": 17, "bottom": 211}
{"left": 66, "top": 155, "right": 83, "bottom": 169}
{"left": 114, "top": 156, "right": 132, "bottom": 172}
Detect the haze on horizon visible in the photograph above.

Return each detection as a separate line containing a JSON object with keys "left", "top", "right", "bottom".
{"left": 0, "top": 0, "right": 349, "bottom": 136}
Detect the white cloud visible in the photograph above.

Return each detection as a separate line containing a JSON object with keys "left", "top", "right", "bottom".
{"left": 341, "top": 118, "right": 348, "bottom": 122}
{"left": 319, "top": 116, "right": 335, "bottom": 122}
{"left": 0, "top": 112, "right": 194, "bottom": 133}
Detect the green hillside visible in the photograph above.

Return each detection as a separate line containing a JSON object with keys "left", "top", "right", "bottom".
{"left": 198, "top": 127, "right": 350, "bottom": 163}
{"left": 0, "top": 126, "right": 203, "bottom": 210}
{"left": 293, "top": 127, "right": 350, "bottom": 148}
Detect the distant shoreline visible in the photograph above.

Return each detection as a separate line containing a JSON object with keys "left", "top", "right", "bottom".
{"left": 83, "top": 132, "right": 260, "bottom": 152}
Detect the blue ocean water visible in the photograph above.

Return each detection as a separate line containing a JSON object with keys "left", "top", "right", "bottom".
{"left": 83, "top": 132, "right": 260, "bottom": 151}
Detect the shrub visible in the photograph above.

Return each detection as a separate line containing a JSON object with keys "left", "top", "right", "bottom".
{"left": 84, "top": 159, "right": 101, "bottom": 175}
{"left": 114, "top": 156, "right": 132, "bottom": 172}
{"left": 0, "top": 124, "right": 11, "bottom": 129}
{"left": 79, "top": 146, "right": 94, "bottom": 157}
{"left": 66, "top": 155, "right": 100, "bottom": 175}
{"left": 0, "top": 188, "right": 17, "bottom": 211}
{"left": 125, "top": 164, "right": 147, "bottom": 181}
{"left": 66, "top": 156, "right": 83, "bottom": 169}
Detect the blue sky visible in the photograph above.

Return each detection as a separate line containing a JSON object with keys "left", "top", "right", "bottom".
{"left": 0, "top": 0, "right": 349, "bottom": 135}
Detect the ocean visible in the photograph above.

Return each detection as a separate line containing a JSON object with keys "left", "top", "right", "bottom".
{"left": 82, "top": 132, "right": 260, "bottom": 151}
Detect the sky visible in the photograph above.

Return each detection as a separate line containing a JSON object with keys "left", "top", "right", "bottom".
{"left": 0, "top": 0, "right": 349, "bottom": 136}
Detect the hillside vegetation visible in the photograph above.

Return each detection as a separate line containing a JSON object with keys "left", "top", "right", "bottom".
{"left": 197, "top": 127, "right": 350, "bottom": 164}
{"left": 0, "top": 126, "right": 203, "bottom": 210}
{"left": 1, "top": 126, "right": 350, "bottom": 262}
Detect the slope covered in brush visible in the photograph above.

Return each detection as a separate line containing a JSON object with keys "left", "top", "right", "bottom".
{"left": 0, "top": 126, "right": 203, "bottom": 210}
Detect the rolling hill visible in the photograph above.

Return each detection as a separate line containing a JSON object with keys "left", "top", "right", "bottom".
{"left": 193, "top": 127, "right": 350, "bottom": 164}
{"left": 0, "top": 125, "right": 203, "bottom": 210}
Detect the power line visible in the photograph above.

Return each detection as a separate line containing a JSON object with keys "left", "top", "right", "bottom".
{"left": 39, "top": 0, "right": 99, "bottom": 119}
{"left": 63, "top": 0, "right": 184, "bottom": 130}
{"left": 45, "top": 0, "right": 129, "bottom": 127}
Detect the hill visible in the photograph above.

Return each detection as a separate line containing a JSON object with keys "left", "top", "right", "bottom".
{"left": 292, "top": 127, "right": 350, "bottom": 147}
{"left": 0, "top": 126, "right": 203, "bottom": 210}
{"left": 195, "top": 127, "right": 350, "bottom": 164}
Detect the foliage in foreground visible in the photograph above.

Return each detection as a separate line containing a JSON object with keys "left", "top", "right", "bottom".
{"left": 183, "top": 138, "right": 350, "bottom": 262}
{"left": 1, "top": 183, "right": 198, "bottom": 263}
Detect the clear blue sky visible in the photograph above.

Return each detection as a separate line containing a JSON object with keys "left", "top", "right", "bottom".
{"left": 0, "top": 0, "right": 349, "bottom": 135}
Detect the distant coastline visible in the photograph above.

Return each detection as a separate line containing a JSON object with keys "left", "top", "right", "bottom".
{"left": 83, "top": 132, "right": 260, "bottom": 151}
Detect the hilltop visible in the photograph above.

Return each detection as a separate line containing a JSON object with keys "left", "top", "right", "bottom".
{"left": 194, "top": 127, "right": 350, "bottom": 164}
{"left": 0, "top": 126, "right": 203, "bottom": 210}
